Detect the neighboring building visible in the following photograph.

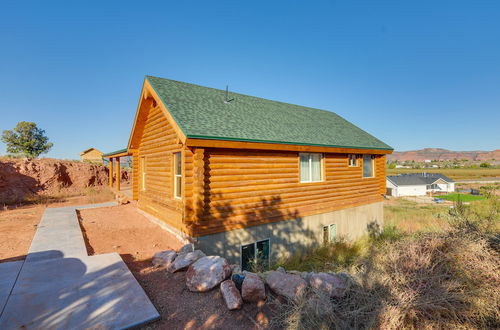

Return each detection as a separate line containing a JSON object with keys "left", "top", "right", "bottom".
{"left": 386, "top": 173, "right": 455, "bottom": 197}
{"left": 104, "top": 76, "right": 393, "bottom": 268}
{"left": 80, "top": 148, "right": 103, "bottom": 164}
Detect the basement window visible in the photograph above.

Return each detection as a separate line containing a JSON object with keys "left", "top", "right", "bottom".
{"left": 173, "top": 152, "right": 182, "bottom": 199}
{"left": 300, "top": 153, "right": 323, "bottom": 182}
{"left": 363, "top": 155, "right": 374, "bottom": 178}
{"left": 323, "top": 224, "right": 337, "bottom": 244}
{"left": 241, "top": 239, "right": 270, "bottom": 271}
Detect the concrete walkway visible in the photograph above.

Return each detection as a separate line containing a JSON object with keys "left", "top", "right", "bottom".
{"left": 0, "top": 202, "right": 160, "bottom": 329}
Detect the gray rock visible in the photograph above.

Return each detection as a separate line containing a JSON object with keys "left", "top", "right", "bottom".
{"left": 167, "top": 250, "right": 205, "bottom": 273}
{"left": 186, "top": 256, "right": 232, "bottom": 292}
{"left": 241, "top": 272, "right": 266, "bottom": 302}
{"left": 309, "top": 272, "right": 349, "bottom": 298}
{"left": 230, "top": 264, "right": 242, "bottom": 275}
{"left": 220, "top": 280, "right": 243, "bottom": 310}
{"left": 152, "top": 250, "right": 177, "bottom": 268}
{"left": 276, "top": 266, "right": 286, "bottom": 273}
{"left": 266, "top": 271, "right": 307, "bottom": 302}
{"left": 178, "top": 243, "right": 194, "bottom": 254}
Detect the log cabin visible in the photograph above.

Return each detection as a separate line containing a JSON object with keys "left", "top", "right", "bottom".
{"left": 80, "top": 147, "right": 103, "bottom": 164}
{"left": 105, "top": 76, "right": 393, "bottom": 270}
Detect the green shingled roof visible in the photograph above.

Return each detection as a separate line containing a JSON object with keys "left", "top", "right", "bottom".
{"left": 146, "top": 76, "right": 392, "bottom": 150}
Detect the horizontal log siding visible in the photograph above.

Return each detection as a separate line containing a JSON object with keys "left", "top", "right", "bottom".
{"left": 137, "top": 105, "right": 191, "bottom": 234}
{"left": 191, "top": 149, "right": 385, "bottom": 236}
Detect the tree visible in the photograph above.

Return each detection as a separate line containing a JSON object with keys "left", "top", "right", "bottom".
{"left": 1, "top": 121, "right": 53, "bottom": 158}
{"left": 480, "top": 162, "right": 490, "bottom": 168}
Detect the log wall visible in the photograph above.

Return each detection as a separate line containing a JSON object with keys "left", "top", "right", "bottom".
{"left": 190, "top": 148, "right": 386, "bottom": 236}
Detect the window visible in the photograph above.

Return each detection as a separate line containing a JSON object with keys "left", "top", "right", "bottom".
{"left": 348, "top": 154, "right": 358, "bottom": 167}
{"left": 141, "top": 157, "right": 146, "bottom": 191}
{"left": 300, "top": 153, "right": 323, "bottom": 182}
{"left": 173, "top": 152, "right": 182, "bottom": 199}
{"left": 363, "top": 155, "right": 374, "bottom": 178}
{"left": 241, "top": 239, "right": 270, "bottom": 271}
{"left": 323, "top": 224, "right": 337, "bottom": 244}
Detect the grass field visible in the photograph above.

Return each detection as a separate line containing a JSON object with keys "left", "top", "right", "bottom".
{"left": 438, "top": 192, "right": 485, "bottom": 202}
{"left": 387, "top": 167, "right": 500, "bottom": 180}
{"left": 384, "top": 198, "right": 450, "bottom": 233}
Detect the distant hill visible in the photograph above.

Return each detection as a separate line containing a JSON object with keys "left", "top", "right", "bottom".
{"left": 387, "top": 148, "right": 500, "bottom": 162}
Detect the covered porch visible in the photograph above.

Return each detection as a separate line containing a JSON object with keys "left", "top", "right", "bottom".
{"left": 103, "top": 148, "right": 136, "bottom": 201}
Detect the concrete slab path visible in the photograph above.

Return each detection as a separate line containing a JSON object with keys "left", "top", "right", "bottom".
{"left": 0, "top": 202, "right": 160, "bottom": 330}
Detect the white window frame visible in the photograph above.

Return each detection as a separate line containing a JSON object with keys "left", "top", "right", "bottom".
{"left": 362, "top": 154, "right": 375, "bottom": 178}
{"left": 299, "top": 153, "right": 323, "bottom": 183}
{"left": 348, "top": 154, "right": 359, "bottom": 167}
{"left": 141, "top": 156, "right": 146, "bottom": 191}
{"left": 323, "top": 224, "right": 337, "bottom": 244}
{"left": 240, "top": 238, "right": 270, "bottom": 270}
{"left": 173, "top": 152, "right": 182, "bottom": 199}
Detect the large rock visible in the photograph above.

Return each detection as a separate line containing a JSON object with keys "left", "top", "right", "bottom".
{"left": 179, "top": 243, "right": 194, "bottom": 254}
{"left": 265, "top": 271, "right": 307, "bottom": 302}
{"left": 167, "top": 250, "right": 206, "bottom": 273}
{"left": 152, "top": 250, "right": 177, "bottom": 268}
{"left": 186, "top": 256, "right": 231, "bottom": 292}
{"left": 241, "top": 272, "right": 266, "bottom": 302}
{"left": 309, "top": 272, "right": 349, "bottom": 298}
{"left": 220, "top": 280, "right": 243, "bottom": 310}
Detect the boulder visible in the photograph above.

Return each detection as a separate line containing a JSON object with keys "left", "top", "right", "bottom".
{"left": 179, "top": 243, "right": 195, "bottom": 254}
{"left": 186, "top": 256, "right": 231, "bottom": 292}
{"left": 220, "top": 280, "right": 243, "bottom": 310}
{"left": 167, "top": 250, "right": 206, "bottom": 273}
{"left": 152, "top": 250, "right": 177, "bottom": 268}
{"left": 309, "top": 272, "right": 349, "bottom": 298}
{"left": 241, "top": 272, "right": 266, "bottom": 302}
{"left": 230, "top": 264, "right": 242, "bottom": 275}
{"left": 266, "top": 271, "right": 307, "bottom": 302}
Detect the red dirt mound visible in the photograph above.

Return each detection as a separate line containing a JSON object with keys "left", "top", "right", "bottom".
{"left": 0, "top": 158, "right": 127, "bottom": 203}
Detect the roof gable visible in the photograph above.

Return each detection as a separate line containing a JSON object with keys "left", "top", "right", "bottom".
{"left": 146, "top": 76, "right": 392, "bottom": 151}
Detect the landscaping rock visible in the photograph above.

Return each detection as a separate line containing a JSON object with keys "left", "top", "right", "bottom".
{"left": 152, "top": 250, "right": 177, "bottom": 268}
{"left": 266, "top": 271, "right": 307, "bottom": 302}
{"left": 309, "top": 272, "right": 349, "bottom": 298}
{"left": 276, "top": 266, "right": 286, "bottom": 273}
{"left": 230, "top": 264, "right": 242, "bottom": 275}
{"left": 186, "top": 256, "right": 231, "bottom": 292}
{"left": 232, "top": 273, "right": 245, "bottom": 291}
{"left": 167, "top": 250, "right": 205, "bottom": 273}
{"left": 179, "top": 243, "right": 194, "bottom": 254}
{"left": 241, "top": 272, "right": 266, "bottom": 302}
{"left": 220, "top": 280, "right": 243, "bottom": 310}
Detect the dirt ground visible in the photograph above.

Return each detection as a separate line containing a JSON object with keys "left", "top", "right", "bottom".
{"left": 0, "top": 194, "right": 115, "bottom": 263}
{"left": 78, "top": 203, "right": 271, "bottom": 330}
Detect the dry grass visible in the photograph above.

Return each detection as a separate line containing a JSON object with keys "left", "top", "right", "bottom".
{"left": 272, "top": 197, "right": 500, "bottom": 329}
{"left": 271, "top": 232, "right": 500, "bottom": 329}
{"left": 384, "top": 198, "right": 449, "bottom": 233}
{"left": 387, "top": 167, "right": 500, "bottom": 180}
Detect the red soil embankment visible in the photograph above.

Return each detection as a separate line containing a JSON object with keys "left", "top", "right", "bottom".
{"left": 0, "top": 158, "right": 128, "bottom": 203}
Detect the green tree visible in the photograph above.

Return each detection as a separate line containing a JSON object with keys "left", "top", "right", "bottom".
{"left": 1, "top": 121, "right": 53, "bottom": 158}
{"left": 388, "top": 162, "right": 396, "bottom": 169}
{"left": 480, "top": 162, "right": 490, "bottom": 168}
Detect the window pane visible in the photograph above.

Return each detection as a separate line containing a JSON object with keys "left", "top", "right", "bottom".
{"left": 300, "top": 154, "right": 310, "bottom": 182}
{"left": 256, "top": 240, "right": 270, "bottom": 270}
{"left": 363, "top": 155, "right": 373, "bottom": 177}
{"left": 241, "top": 243, "right": 255, "bottom": 271}
{"left": 323, "top": 226, "right": 329, "bottom": 244}
{"left": 175, "top": 176, "right": 182, "bottom": 198}
{"left": 311, "top": 154, "right": 322, "bottom": 181}
{"left": 174, "top": 152, "right": 181, "bottom": 175}
{"left": 329, "top": 224, "right": 337, "bottom": 242}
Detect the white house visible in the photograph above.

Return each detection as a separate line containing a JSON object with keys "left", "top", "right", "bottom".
{"left": 386, "top": 173, "right": 455, "bottom": 197}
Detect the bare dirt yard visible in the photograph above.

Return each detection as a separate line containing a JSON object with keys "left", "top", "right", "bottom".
{"left": 0, "top": 193, "right": 115, "bottom": 263}
{"left": 78, "top": 203, "right": 271, "bottom": 330}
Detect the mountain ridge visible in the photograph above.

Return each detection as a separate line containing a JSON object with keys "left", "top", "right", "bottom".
{"left": 387, "top": 148, "right": 500, "bottom": 162}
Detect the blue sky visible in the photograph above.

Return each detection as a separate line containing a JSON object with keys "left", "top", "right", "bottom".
{"left": 0, "top": 1, "right": 499, "bottom": 159}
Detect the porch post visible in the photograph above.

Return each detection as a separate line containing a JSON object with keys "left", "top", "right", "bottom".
{"left": 115, "top": 157, "right": 121, "bottom": 191}
{"left": 109, "top": 158, "right": 114, "bottom": 187}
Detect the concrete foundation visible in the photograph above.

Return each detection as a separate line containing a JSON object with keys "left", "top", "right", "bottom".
{"left": 195, "top": 201, "right": 384, "bottom": 265}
